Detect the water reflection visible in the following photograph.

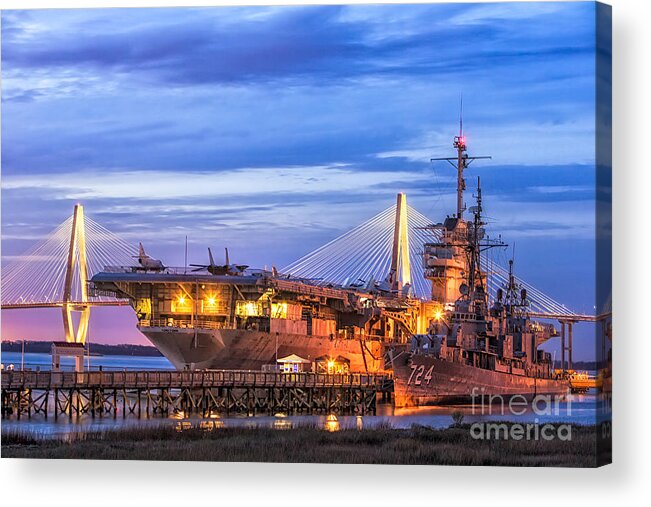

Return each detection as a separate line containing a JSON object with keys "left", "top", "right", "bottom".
{"left": 199, "top": 420, "right": 224, "bottom": 431}
{"left": 273, "top": 415, "right": 293, "bottom": 430}
{"left": 2, "top": 394, "right": 599, "bottom": 439}
{"left": 174, "top": 421, "right": 192, "bottom": 432}
{"left": 2, "top": 393, "right": 601, "bottom": 438}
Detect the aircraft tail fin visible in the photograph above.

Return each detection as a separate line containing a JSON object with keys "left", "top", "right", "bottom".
{"left": 208, "top": 248, "right": 215, "bottom": 266}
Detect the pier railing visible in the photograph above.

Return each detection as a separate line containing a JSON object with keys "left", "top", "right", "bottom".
{"left": 2, "top": 370, "right": 394, "bottom": 419}
{"left": 1, "top": 370, "right": 391, "bottom": 391}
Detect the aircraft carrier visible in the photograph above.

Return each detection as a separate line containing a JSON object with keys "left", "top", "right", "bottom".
{"left": 90, "top": 246, "right": 429, "bottom": 373}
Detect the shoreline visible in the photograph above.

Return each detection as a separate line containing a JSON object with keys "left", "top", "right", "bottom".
{"left": 0, "top": 341, "right": 601, "bottom": 369}
{"left": 1, "top": 341, "right": 162, "bottom": 358}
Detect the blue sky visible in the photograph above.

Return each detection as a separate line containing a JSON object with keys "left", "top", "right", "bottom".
{"left": 1, "top": 3, "right": 601, "bottom": 358}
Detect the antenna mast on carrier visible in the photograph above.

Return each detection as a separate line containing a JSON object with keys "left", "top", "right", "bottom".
{"left": 431, "top": 98, "right": 492, "bottom": 218}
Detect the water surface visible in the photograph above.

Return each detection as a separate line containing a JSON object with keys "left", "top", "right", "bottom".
{"left": 1, "top": 352, "right": 601, "bottom": 437}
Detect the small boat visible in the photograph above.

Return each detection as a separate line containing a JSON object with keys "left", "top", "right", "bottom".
{"left": 568, "top": 371, "right": 600, "bottom": 393}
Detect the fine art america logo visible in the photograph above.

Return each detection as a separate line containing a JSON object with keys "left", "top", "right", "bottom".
{"left": 468, "top": 387, "right": 572, "bottom": 441}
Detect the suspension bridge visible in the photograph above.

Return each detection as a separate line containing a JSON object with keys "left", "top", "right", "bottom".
{"left": 1, "top": 196, "right": 601, "bottom": 369}
{"left": 282, "top": 196, "right": 583, "bottom": 320}
{"left": 280, "top": 194, "right": 602, "bottom": 370}
{"left": 1, "top": 204, "right": 137, "bottom": 343}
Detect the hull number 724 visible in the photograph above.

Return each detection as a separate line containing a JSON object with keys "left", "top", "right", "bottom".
{"left": 407, "top": 364, "right": 434, "bottom": 386}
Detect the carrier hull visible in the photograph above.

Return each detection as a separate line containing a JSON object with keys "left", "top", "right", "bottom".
{"left": 141, "top": 326, "right": 384, "bottom": 372}
{"left": 393, "top": 353, "right": 569, "bottom": 407}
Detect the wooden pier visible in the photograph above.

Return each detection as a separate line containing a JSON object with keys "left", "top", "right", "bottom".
{"left": 1, "top": 370, "right": 393, "bottom": 419}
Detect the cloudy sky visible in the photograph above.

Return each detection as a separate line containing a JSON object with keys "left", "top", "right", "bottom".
{"left": 1, "top": 3, "right": 601, "bottom": 358}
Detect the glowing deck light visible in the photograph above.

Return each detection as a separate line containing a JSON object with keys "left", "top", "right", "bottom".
{"left": 207, "top": 296, "right": 216, "bottom": 306}
{"left": 240, "top": 301, "right": 259, "bottom": 316}
{"left": 434, "top": 309, "right": 443, "bottom": 321}
{"left": 178, "top": 295, "right": 186, "bottom": 305}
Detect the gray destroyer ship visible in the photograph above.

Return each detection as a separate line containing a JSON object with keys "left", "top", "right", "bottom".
{"left": 391, "top": 130, "right": 569, "bottom": 406}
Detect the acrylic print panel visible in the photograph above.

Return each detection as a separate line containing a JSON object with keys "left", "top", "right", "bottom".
{"left": 0, "top": 2, "right": 611, "bottom": 467}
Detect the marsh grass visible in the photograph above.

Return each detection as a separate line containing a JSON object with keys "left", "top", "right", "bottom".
{"left": 2, "top": 422, "right": 601, "bottom": 467}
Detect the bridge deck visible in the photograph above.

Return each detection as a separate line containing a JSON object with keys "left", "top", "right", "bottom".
{"left": 1, "top": 301, "right": 130, "bottom": 310}
{"left": 528, "top": 312, "right": 602, "bottom": 322}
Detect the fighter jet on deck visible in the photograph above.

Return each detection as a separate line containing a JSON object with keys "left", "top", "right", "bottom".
{"left": 133, "top": 243, "right": 166, "bottom": 271}
{"left": 190, "top": 248, "right": 248, "bottom": 276}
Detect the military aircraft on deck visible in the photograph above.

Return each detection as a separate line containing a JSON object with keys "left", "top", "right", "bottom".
{"left": 190, "top": 248, "right": 248, "bottom": 276}
{"left": 133, "top": 243, "right": 166, "bottom": 271}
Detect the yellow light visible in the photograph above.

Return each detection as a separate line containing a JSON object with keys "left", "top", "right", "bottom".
{"left": 271, "top": 302, "right": 288, "bottom": 318}
{"left": 327, "top": 360, "right": 335, "bottom": 373}
{"left": 273, "top": 419, "right": 293, "bottom": 430}
{"left": 434, "top": 309, "right": 443, "bottom": 321}
{"left": 207, "top": 297, "right": 216, "bottom": 306}
{"left": 178, "top": 296, "right": 186, "bottom": 305}
{"left": 325, "top": 414, "right": 340, "bottom": 432}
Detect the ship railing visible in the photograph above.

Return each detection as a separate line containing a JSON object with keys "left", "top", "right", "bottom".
{"left": 139, "top": 319, "right": 224, "bottom": 330}
{"left": 1, "top": 370, "right": 390, "bottom": 390}
{"left": 271, "top": 278, "right": 349, "bottom": 300}
{"left": 101, "top": 265, "right": 138, "bottom": 273}
{"left": 101, "top": 265, "right": 204, "bottom": 275}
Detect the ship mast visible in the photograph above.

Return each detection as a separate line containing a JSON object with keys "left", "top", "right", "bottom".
{"left": 425, "top": 109, "right": 500, "bottom": 306}
{"left": 468, "top": 177, "right": 483, "bottom": 293}
{"left": 431, "top": 104, "right": 492, "bottom": 219}
{"left": 501, "top": 257, "right": 529, "bottom": 317}
{"left": 455, "top": 105, "right": 466, "bottom": 218}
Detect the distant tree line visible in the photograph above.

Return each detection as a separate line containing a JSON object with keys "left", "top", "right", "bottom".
{"left": 1, "top": 340, "right": 162, "bottom": 357}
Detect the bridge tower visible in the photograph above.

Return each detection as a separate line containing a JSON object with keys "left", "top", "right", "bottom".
{"left": 61, "top": 204, "right": 91, "bottom": 347}
{"left": 387, "top": 193, "right": 411, "bottom": 292}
